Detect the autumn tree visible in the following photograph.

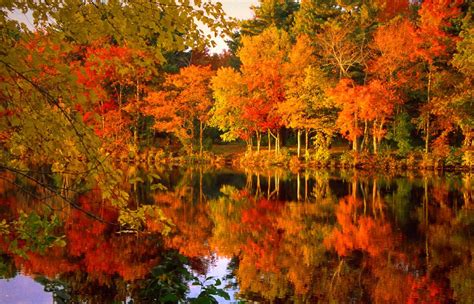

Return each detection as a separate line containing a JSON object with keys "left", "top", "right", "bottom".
{"left": 210, "top": 67, "right": 251, "bottom": 144}
{"left": 0, "top": 0, "right": 228, "bottom": 231}
{"left": 211, "top": 27, "right": 291, "bottom": 153}
{"left": 417, "top": 5, "right": 473, "bottom": 162}
{"left": 278, "top": 35, "right": 315, "bottom": 157}
{"left": 362, "top": 80, "right": 401, "bottom": 154}
{"left": 238, "top": 27, "right": 291, "bottom": 153}
{"left": 415, "top": 0, "right": 463, "bottom": 156}
{"left": 370, "top": 18, "right": 419, "bottom": 85}
{"left": 368, "top": 18, "right": 418, "bottom": 154}
{"left": 329, "top": 79, "right": 400, "bottom": 153}
{"left": 328, "top": 79, "right": 362, "bottom": 152}
{"left": 451, "top": 10, "right": 474, "bottom": 165}
{"left": 314, "top": 18, "right": 367, "bottom": 79}
{"left": 69, "top": 42, "right": 154, "bottom": 155}
{"left": 224, "top": 0, "right": 299, "bottom": 71}
{"left": 301, "top": 67, "right": 339, "bottom": 158}
{"left": 372, "top": 0, "right": 410, "bottom": 21}
{"left": 143, "top": 65, "right": 215, "bottom": 155}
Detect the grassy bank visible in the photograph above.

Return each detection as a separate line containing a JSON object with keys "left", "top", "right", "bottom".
{"left": 115, "top": 144, "right": 473, "bottom": 172}
{"left": 217, "top": 145, "right": 474, "bottom": 172}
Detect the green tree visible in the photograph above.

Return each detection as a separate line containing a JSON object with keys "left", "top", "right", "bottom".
{"left": 240, "top": 0, "right": 300, "bottom": 36}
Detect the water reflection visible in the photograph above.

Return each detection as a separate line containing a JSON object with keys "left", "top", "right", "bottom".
{"left": 0, "top": 275, "right": 53, "bottom": 304}
{"left": 0, "top": 167, "right": 473, "bottom": 303}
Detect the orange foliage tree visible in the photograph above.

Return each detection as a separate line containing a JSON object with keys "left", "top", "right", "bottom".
{"left": 238, "top": 27, "right": 290, "bottom": 152}
{"left": 415, "top": 0, "right": 463, "bottom": 155}
{"left": 370, "top": 18, "right": 419, "bottom": 86}
{"left": 69, "top": 41, "right": 155, "bottom": 155}
{"left": 373, "top": 0, "right": 410, "bottom": 21}
{"left": 211, "top": 27, "right": 291, "bottom": 153}
{"left": 329, "top": 78, "right": 400, "bottom": 154}
{"left": 143, "top": 65, "right": 215, "bottom": 154}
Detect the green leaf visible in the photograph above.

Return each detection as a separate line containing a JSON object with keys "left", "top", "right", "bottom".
{"left": 129, "top": 177, "right": 144, "bottom": 184}
{"left": 150, "top": 183, "right": 166, "bottom": 191}
{"left": 217, "top": 289, "right": 230, "bottom": 300}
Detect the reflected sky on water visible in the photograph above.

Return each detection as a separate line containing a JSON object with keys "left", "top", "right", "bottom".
{"left": 0, "top": 167, "right": 472, "bottom": 303}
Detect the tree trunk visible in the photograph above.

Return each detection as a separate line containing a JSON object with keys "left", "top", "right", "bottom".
{"left": 352, "top": 179, "right": 357, "bottom": 199}
{"left": 277, "top": 130, "right": 281, "bottom": 154}
{"left": 297, "top": 129, "right": 301, "bottom": 158}
{"left": 268, "top": 129, "right": 271, "bottom": 151}
{"left": 423, "top": 176, "right": 430, "bottom": 273}
{"left": 377, "top": 119, "right": 385, "bottom": 154}
{"left": 267, "top": 174, "right": 271, "bottom": 199}
{"left": 297, "top": 172, "right": 301, "bottom": 201}
{"left": 305, "top": 129, "right": 309, "bottom": 156}
{"left": 373, "top": 120, "right": 378, "bottom": 154}
{"left": 272, "top": 131, "right": 278, "bottom": 156}
{"left": 199, "top": 121, "right": 203, "bottom": 157}
{"left": 275, "top": 172, "right": 280, "bottom": 200}
{"left": 425, "top": 68, "right": 432, "bottom": 156}
{"left": 425, "top": 119, "right": 430, "bottom": 156}
{"left": 304, "top": 171, "right": 308, "bottom": 202}
{"left": 372, "top": 179, "right": 377, "bottom": 218}
{"left": 118, "top": 85, "right": 123, "bottom": 142}
{"left": 256, "top": 131, "right": 261, "bottom": 152}
{"left": 246, "top": 171, "right": 253, "bottom": 189}
{"left": 353, "top": 112, "right": 358, "bottom": 152}
{"left": 269, "top": 130, "right": 280, "bottom": 155}
{"left": 256, "top": 173, "right": 261, "bottom": 197}
{"left": 199, "top": 167, "right": 203, "bottom": 204}
{"left": 361, "top": 119, "right": 368, "bottom": 151}
{"left": 189, "top": 124, "right": 195, "bottom": 154}
{"left": 134, "top": 123, "right": 139, "bottom": 153}
{"left": 461, "top": 125, "right": 472, "bottom": 148}
{"left": 135, "top": 79, "right": 140, "bottom": 152}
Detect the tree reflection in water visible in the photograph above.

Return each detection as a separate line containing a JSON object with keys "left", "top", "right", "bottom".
{"left": 0, "top": 168, "right": 473, "bottom": 303}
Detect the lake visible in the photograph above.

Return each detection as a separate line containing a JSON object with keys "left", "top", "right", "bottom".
{"left": 0, "top": 166, "right": 473, "bottom": 303}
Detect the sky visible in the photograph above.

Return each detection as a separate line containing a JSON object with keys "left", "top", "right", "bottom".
{"left": 217, "top": 0, "right": 258, "bottom": 19}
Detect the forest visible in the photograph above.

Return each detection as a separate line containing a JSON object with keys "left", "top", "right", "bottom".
{"left": 1, "top": 0, "right": 473, "bottom": 174}
{"left": 0, "top": 0, "right": 473, "bottom": 302}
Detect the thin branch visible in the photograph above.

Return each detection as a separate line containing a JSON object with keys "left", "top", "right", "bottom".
{"left": 0, "top": 165, "right": 117, "bottom": 225}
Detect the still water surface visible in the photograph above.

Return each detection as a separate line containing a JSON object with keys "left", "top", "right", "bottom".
{"left": 0, "top": 167, "right": 473, "bottom": 303}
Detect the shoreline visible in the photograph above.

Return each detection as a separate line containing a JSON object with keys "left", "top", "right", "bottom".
{"left": 119, "top": 147, "right": 473, "bottom": 173}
